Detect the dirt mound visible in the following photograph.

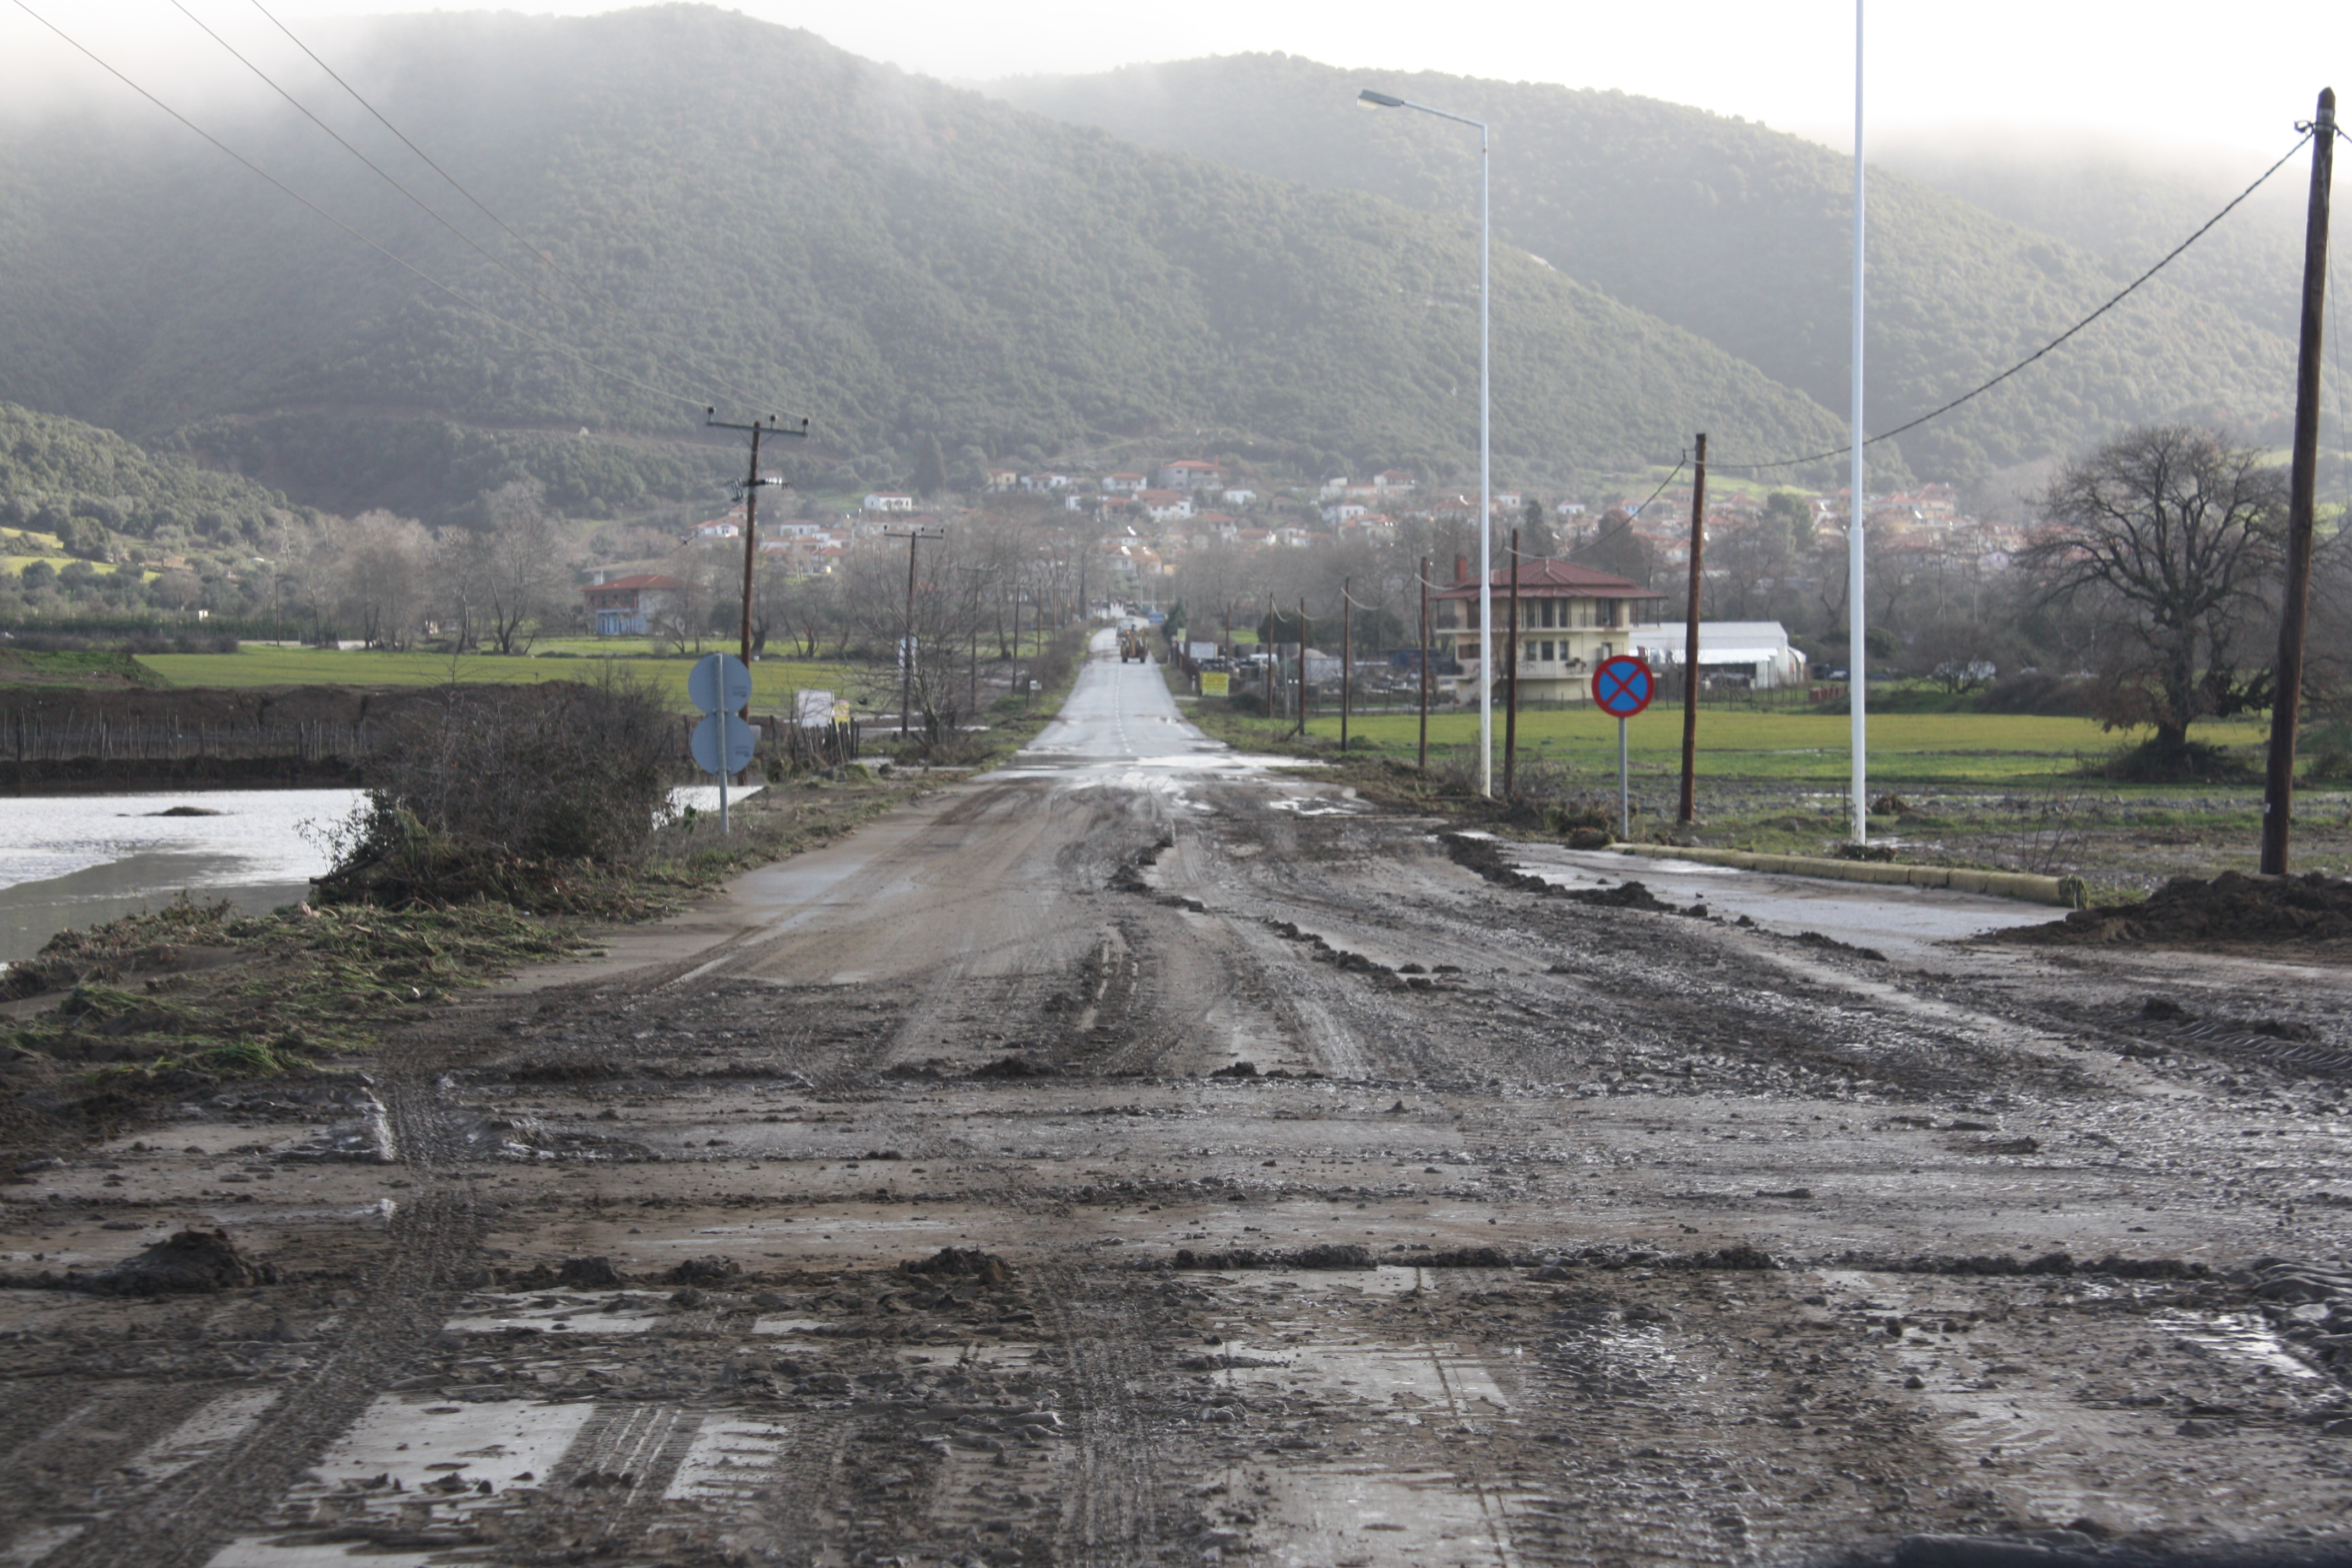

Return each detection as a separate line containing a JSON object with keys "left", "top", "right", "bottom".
{"left": 1171, "top": 1244, "right": 1373, "bottom": 1271}
{"left": 2006, "top": 870, "right": 2352, "bottom": 950}
{"left": 902, "top": 1246, "right": 1014, "bottom": 1286}
{"left": 663, "top": 1255, "right": 742, "bottom": 1286}
{"left": 80, "top": 1228, "right": 273, "bottom": 1293}
{"left": 558, "top": 1256, "right": 625, "bottom": 1287}
{"left": 971, "top": 1055, "right": 1056, "bottom": 1079}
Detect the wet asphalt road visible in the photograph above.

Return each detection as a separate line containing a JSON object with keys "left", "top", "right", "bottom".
{"left": 10, "top": 633, "right": 2352, "bottom": 1568}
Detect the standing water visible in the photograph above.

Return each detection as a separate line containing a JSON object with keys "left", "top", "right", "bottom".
{"left": 0, "top": 784, "right": 762, "bottom": 965}
{"left": 0, "top": 788, "right": 364, "bottom": 965}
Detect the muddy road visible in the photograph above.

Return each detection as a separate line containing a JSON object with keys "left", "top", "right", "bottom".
{"left": 11, "top": 634, "right": 2352, "bottom": 1568}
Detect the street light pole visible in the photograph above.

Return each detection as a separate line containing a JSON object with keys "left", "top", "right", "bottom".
{"left": 1360, "top": 88, "right": 1492, "bottom": 797}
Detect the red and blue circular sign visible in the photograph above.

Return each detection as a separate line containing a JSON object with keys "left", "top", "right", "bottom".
{"left": 1591, "top": 655, "right": 1655, "bottom": 718}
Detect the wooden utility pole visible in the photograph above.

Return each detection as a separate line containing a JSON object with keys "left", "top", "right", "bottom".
{"left": 1502, "top": 529, "right": 1521, "bottom": 798}
{"left": 1679, "top": 433, "right": 1708, "bottom": 825}
{"left": 1340, "top": 577, "right": 1353, "bottom": 753}
{"left": 2263, "top": 87, "right": 2337, "bottom": 875}
{"left": 886, "top": 525, "right": 946, "bottom": 739}
{"left": 704, "top": 411, "right": 809, "bottom": 676}
{"left": 1295, "top": 596, "right": 1310, "bottom": 738}
{"left": 954, "top": 565, "right": 994, "bottom": 719}
{"left": 1418, "top": 557, "right": 1431, "bottom": 774}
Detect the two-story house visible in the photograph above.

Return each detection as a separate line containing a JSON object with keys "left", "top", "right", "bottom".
{"left": 1430, "top": 557, "right": 1666, "bottom": 701}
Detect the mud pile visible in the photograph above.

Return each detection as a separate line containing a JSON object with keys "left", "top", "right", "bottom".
{"left": 2012, "top": 870, "right": 2352, "bottom": 950}
{"left": 78, "top": 1228, "right": 273, "bottom": 1293}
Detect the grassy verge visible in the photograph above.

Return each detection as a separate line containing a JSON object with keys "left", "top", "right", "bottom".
{"left": 1171, "top": 685, "right": 2352, "bottom": 896}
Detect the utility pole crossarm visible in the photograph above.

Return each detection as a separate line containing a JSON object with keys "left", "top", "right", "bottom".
{"left": 704, "top": 410, "right": 811, "bottom": 685}
{"left": 885, "top": 526, "right": 948, "bottom": 741}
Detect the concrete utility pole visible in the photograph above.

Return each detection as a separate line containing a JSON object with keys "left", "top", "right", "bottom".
{"left": 1358, "top": 88, "right": 1491, "bottom": 795}
{"left": 1418, "top": 557, "right": 1432, "bottom": 774}
{"left": 1340, "top": 578, "right": 1353, "bottom": 753}
{"left": 704, "top": 411, "right": 808, "bottom": 677}
{"left": 1847, "top": 1, "right": 1869, "bottom": 846}
{"left": 1503, "top": 529, "right": 1522, "bottom": 799}
{"left": 1679, "top": 433, "right": 1708, "bottom": 826}
{"left": 2262, "top": 86, "right": 2337, "bottom": 875}
{"left": 886, "top": 525, "right": 946, "bottom": 739}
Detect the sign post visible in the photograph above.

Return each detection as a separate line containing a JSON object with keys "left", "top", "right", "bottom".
{"left": 1591, "top": 655, "right": 1656, "bottom": 843}
{"left": 689, "top": 652, "right": 755, "bottom": 834}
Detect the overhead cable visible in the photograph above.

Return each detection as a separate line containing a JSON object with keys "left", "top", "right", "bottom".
{"left": 1716, "top": 130, "right": 2317, "bottom": 472}
{"left": 242, "top": 0, "right": 797, "bottom": 420}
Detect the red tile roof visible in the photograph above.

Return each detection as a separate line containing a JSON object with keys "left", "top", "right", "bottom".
{"left": 1431, "top": 558, "right": 1664, "bottom": 599}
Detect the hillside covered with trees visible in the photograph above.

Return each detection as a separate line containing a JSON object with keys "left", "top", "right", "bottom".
{"left": 995, "top": 55, "right": 2305, "bottom": 486}
{"left": 0, "top": 6, "right": 1849, "bottom": 526}
{"left": 0, "top": 400, "right": 306, "bottom": 551}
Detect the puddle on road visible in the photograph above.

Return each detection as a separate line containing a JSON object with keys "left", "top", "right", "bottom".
{"left": 207, "top": 1398, "right": 598, "bottom": 1568}
{"left": 2152, "top": 1310, "right": 2322, "bottom": 1381}
{"left": 113, "top": 1387, "right": 281, "bottom": 1489}
{"left": 1193, "top": 1284, "right": 1527, "bottom": 1566}
{"left": 662, "top": 1417, "right": 794, "bottom": 1503}
{"left": 1255, "top": 1466, "right": 1527, "bottom": 1568}
{"left": 443, "top": 1292, "right": 672, "bottom": 1337}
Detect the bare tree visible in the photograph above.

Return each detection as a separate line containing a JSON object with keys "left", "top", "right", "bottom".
{"left": 2019, "top": 424, "right": 2286, "bottom": 761}
{"left": 338, "top": 511, "right": 433, "bottom": 649}
{"left": 474, "top": 482, "right": 578, "bottom": 655}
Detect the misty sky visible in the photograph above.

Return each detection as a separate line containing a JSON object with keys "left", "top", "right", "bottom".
{"left": 2, "top": 0, "right": 2337, "bottom": 165}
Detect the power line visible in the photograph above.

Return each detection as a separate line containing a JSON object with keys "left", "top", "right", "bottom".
{"left": 170, "top": 2, "right": 571, "bottom": 314}
{"left": 12, "top": 0, "right": 711, "bottom": 415}
{"left": 1716, "top": 129, "right": 2318, "bottom": 473}
{"left": 1570, "top": 458, "right": 1686, "bottom": 562}
{"left": 241, "top": 0, "right": 797, "bottom": 421}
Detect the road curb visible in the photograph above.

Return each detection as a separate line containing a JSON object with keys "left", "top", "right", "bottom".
{"left": 1610, "top": 842, "right": 2086, "bottom": 908}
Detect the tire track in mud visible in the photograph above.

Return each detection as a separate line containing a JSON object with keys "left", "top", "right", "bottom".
{"left": 38, "top": 1029, "right": 488, "bottom": 1568}
{"left": 1040, "top": 1269, "right": 1191, "bottom": 1567}
{"left": 1156, "top": 794, "right": 2089, "bottom": 1105}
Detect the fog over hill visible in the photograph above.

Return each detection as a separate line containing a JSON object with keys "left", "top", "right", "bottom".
{"left": 0, "top": 4, "right": 1848, "bottom": 525}
{"left": 993, "top": 54, "right": 2307, "bottom": 486}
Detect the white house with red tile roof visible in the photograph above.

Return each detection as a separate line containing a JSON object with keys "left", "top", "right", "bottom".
{"left": 1431, "top": 557, "right": 1667, "bottom": 701}
{"left": 862, "top": 492, "right": 916, "bottom": 513}
{"left": 582, "top": 573, "right": 687, "bottom": 637}
{"left": 1154, "top": 459, "right": 1225, "bottom": 491}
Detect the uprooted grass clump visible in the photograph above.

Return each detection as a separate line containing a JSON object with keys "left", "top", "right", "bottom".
{"left": 2, "top": 894, "right": 574, "bottom": 1099}
{"left": 0, "top": 776, "right": 935, "bottom": 1148}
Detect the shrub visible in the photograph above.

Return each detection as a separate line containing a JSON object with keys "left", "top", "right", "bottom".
{"left": 315, "top": 673, "right": 677, "bottom": 905}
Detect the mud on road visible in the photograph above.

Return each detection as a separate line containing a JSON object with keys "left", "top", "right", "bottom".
{"left": 11, "top": 641, "right": 2352, "bottom": 1568}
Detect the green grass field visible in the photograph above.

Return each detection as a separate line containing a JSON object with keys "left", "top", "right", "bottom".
{"left": 137, "top": 646, "right": 860, "bottom": 712}
{"left": 1277, "top": 704, "right": 2273, "bottom": 785}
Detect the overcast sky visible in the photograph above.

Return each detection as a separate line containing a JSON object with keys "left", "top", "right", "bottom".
{"left": 1, "top": 1, "right": 2338, "bottom": 166}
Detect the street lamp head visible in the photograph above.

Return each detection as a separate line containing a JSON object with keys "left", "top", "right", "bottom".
{"left": 1357, "top": 89, "right": 1405, "bottom": 109}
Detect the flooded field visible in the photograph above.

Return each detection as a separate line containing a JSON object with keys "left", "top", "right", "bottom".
{"left": 0, "top": 788, "right": 363, "bottom": 962}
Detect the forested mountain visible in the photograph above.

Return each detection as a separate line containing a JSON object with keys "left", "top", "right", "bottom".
{"left": 1871, "top": 136, "right": 2310, "bottom": 349}
{"left": 0, "top": 400, "right": 304, "bottom": 548}
{"left": 995, "top": 56, "right": 2305, "bottom": 484}
{"left": 0, "top": 5, "right": 1847, "bottom": 525}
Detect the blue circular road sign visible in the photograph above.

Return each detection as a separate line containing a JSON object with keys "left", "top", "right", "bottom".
{"left": 1591, "top": 655, "right": 1655, "bottom": 718}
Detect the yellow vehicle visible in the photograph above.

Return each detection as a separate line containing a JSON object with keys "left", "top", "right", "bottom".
{"left": 1118, "top": 628, "right": 1148, "bottom": 663}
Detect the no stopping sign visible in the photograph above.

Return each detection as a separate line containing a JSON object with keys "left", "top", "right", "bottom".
{"left": 1592, "top": 655, "right": 1655, "bottom": 718}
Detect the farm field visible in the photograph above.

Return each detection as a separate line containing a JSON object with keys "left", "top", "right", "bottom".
{"left": 1283, "top": 703, "right": 2275, "bottom": 785}
{"left": 136, "top": 645, "right": 859, "bottom": 711}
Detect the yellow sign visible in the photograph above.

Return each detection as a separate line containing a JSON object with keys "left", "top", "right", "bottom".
{"left": 1201, "top": 672, "right": 1230, "bottom": 695}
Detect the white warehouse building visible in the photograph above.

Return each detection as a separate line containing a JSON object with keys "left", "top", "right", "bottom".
{"left": 1629, "top": 622, "right": 1807, "bottom": 690}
